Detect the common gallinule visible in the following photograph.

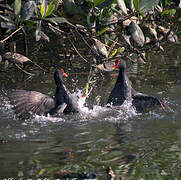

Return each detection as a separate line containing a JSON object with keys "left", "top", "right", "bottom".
{"left": 107, "top": 59, "right": 132, "bottom": 106}
{"left": 9, "top": 69, "right": 80, "bottom": 117}
{"left": 107, "top": 59, "right": 171, "bottom": 112}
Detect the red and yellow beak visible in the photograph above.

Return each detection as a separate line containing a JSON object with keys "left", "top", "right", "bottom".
{"left": 113, "top": 60, "right": 120, "bottom": 69}
{"left": 61, "top": 69, "right": 68, "bottom": 77}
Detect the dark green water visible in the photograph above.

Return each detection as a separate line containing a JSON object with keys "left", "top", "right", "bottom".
{"left": 0, "top": 44, "right": 181, "bottom": 179}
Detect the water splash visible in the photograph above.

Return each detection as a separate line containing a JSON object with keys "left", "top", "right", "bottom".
{"left": 1, "top": 88, "right": 173, "bottom": 124}
{"left": 77, "top": 96, "right": 138, "bottom": 122}
{"left": 33, "top": 114, "right": 65, "bottom": 123}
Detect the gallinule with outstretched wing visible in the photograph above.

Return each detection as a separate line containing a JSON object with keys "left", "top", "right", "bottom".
{"left": 107, "top": 59, "right": 171, "bottom": 112}
{"left": 9, "top": 69, "right": 80, "bottom": 117}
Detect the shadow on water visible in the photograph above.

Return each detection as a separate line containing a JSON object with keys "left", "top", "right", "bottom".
{"left": 0, "top": 45, "right": 181, "bottom": 179}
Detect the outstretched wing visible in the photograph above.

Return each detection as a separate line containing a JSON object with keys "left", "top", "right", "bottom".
{"left": 9, "top": 90, "right": 56, "bottom": 116}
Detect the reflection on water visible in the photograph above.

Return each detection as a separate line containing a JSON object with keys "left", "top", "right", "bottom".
{"left": 0, "top": 49, "right": 181, "bottom": 179}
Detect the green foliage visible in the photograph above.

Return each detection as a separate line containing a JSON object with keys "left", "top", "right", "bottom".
{"left": 45, "top": 17, "right": 70, "bottom": 25}
{"left": 132, "top": 0, "right": 139, "bottom": 11}
{"left": 86, "top": 0, "right": 115, "bottom": 8}
{"left": 139, "top": 0, "right": 160, "bottom": 13}
{"left": 161, "top": 8, "right": 177, "bottom": 16}
{"left": 40, "top": 0, "right": 59, "bottom": 18}
{"left": 96, "top": 26, "right": 110, "bottom": 36}
{"left": 44, "top": 1, "right": 55, "bottom": 17}
{"left": 14, "top": 0, "right": 21, "bottom": 17}
{"left": 40, "top": 2, "right": 44, "bottom": 17}
{"left": 162, "top": 0, "right": 168, "bottom": 8}
{"left": 0, "top": 0, "right": 179, "bottom": 62}
{"left": 129, "top": 0, "right": 165, "bottom": 14}
{"left": 117, "top": 0, "right": 127, "bottom": 14}
{"left": 86, "top": 0, "right": 105, "bottom": 6}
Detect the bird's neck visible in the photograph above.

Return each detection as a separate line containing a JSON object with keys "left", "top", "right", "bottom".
{"left": 55, "top": 80, "right": 64, "bottom": 94}
{"left": 55, "top": 82, "right": 65, "bottom": 105}
{"left": 116, "top": 69, "right": 127, "bottom": 84}
{"left": 55, "top": 79, "right": 63, "bottom": 87}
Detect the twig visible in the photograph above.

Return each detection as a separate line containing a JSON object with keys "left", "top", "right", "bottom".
{"left": 108, "top": 40, "right": 117, "bottom": 56}
{"left": 68, "top": 36, "right": 91, "bottom": 65}
{"left": 105, "top": 35, "right": 147, "bottom": 62}
{"left": 48, "top": 23, "right": 67, "bottom": 35}
{"left": 15, "top": 64, "right": 34, "bottom": 76}
{"left": 49, "top": 23, "right": 98, "bottom": 62}
{"left": 33, "top": 62, "right": 47, "bottom": 72}
{"left": 75, "top": 29, "right": 107, "bottom": 59}
{"left": 133, "top": 48, "right": 146, "bottom": 62}
{"left": 84, "top": 66, "right": 97, "bottom": 97}
{"left": 0, "top": 4, "right": 13, "bottom": 12}
{"left": 22, "top": 27, "right": 28, "bottom": 56}
{"left": 75, "top": 29, "right": 104, "bottom": 57}
{"left": 0, "top": 26, "right": 23, "bottom": 43}
{"left": 75, "top": 29, "right": 92, "bottom": 49}
{"left": 105, "top": 36, "right": 123, "bottom": 47}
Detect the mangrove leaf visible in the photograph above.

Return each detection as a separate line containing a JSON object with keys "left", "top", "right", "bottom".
{"left": 96, "top": 26, "right": 110, "bottom": 36}
{"left": 0, "top": 15, "right": 13, "bottom": 22}
{"left": 14, "top": 0, "right": 21, "bottom": 16}
{"left": 87, "top": 0, "right": 105, "bottom": 7}
{"left": 36, "top": 30, "right": 50, "bottom": 42}
{"left": 52, "top": 0, "right": 59, "bottom": 9}
{"left": 87, "top": 11, "right": 96, "bottom": 29}
{"left": 97, "top": 0, "right": 114, "bottom": 9}
{"left": 43, "top": 1, "right": 55, "bottom": 18}
{"left": 45, "top": 17, "right": 69, "bottom": 25}
{"left": 161, "top": 9, "right": 176, "bottom": 16}
{"left": 133, "top": 0, "right": 139, "bottom": 11}
{"left": 93, "top": 38, "right": 108, "bottom": 58}
{"left": 1, "top": 22, "right": 17, "bottom": 30}
{"left": 130, "top": 0, "right": 135, "bottom": 11}
{"left": 162, "top": 0, "right": 167, "bottom": 8}
{"left": 129, "top": 21, "right": 145, "bottom": 47}
{"left": 139, "top": 0, "right": 160, "bottom": 13}
{"left": 3, "top": 52, "right": 31, "bottom": 64}
{"left": 64, "top": 0, "right": 80, "bottom": 16}
{"left": 117, "top": 0, "right": 127, "bottom": 15}
{"left": 40, "top": 0, "right": 46, "bottom": 17}
{"left": 21, "top": 1, "right": 36, "bottom": 21}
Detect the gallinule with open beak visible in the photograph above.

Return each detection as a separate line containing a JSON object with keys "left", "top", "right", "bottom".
{"left": 9, "top": 69, "right": 80, "bottom": 117}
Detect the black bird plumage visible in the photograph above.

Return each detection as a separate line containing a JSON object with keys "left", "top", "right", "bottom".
{"left": 107, "top": 60, "right": 171, "bottom": 112}
{"left": 9, "top": 69, "right": 80, "bottom": 117}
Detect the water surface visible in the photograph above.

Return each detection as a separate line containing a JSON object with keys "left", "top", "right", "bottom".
{"left": 0, "top": 44, "right": 181, "bottom": 179}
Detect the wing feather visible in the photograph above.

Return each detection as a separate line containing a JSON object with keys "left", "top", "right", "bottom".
{"left": 9, "top": 90, "right": 55, "bottom": 116}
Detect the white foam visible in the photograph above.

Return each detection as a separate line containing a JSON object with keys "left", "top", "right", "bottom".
{"left": 1, "top": 89, "right": 139, "bottom": 123}
{"left": 77, "top": 98, "right": 138, "bottom": 122}
{"left": 33, "top": 114, "right": 65, "bottom": 123}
